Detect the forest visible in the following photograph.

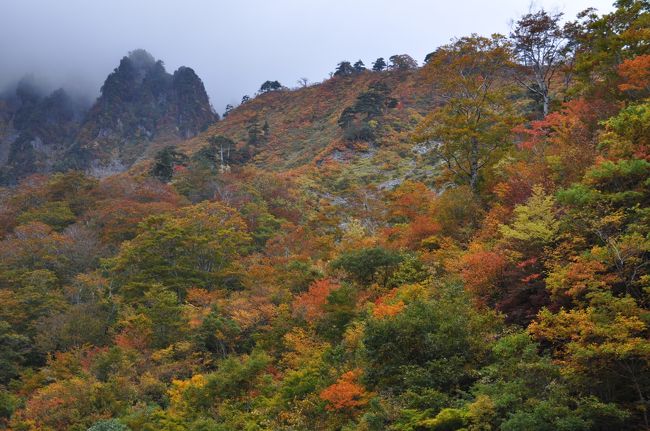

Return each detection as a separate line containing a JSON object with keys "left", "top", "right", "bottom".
{"left": 0, "top": 1, "right": 648, "bottom": 430}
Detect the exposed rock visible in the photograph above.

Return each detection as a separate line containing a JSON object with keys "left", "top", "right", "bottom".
{"left": 0, "top": 50, "right": 217, "bottom": 184}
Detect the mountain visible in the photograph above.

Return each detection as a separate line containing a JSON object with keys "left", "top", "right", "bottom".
{"left": 0, "top": 77, "right": 86, "bottom": 182}
{"left": 1, "top": 3, "right": 649, "bottom": 427}
{"left": 0, "top": 50, "right": 216, "bottom": 183}
{"left": 161, "top": 66, "right": 442, "bottom": 209}
{"left": 70, "top": 50, "right": 216, "bottom": 174}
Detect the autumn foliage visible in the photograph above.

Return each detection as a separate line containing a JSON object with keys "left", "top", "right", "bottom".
{"left": 1, "top": 3, "right": 649, "bottom": 430}
{"left": 319, "top": 369, "right": 370, "bottom": 412}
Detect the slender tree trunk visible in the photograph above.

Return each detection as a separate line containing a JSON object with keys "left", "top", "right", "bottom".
{"left": 469, "top": 137, "right": 480, "bottom": 193}
{"left": 542, "top": 93, "right": 550, "bottom": 117}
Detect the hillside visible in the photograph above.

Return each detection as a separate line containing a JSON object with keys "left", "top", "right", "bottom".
{"left": 161, "top": 67, "right": 445, "bottom": 216}
{"left": 182, "top": 68, "right": 435, "bottom": 172}
{"left": 0, "top": 2, "right": 649, "bottom": 431}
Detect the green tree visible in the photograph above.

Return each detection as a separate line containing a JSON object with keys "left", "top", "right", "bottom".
{"left": 388, "top": 54, "right": 418, "bottom": 70}
{"left": 151, "top": 146, "right": 188, "bottom": 183}
{"left": 362, "top": 284, "right": 499, "bottom": 394}
{"left": 141, "top": 284, "right": 187, "bottom": 349}
{"left": 570, "top": 0, "right": 650, "bottom": 96}
{"left": 317, "top": 284, "right": 357, "bottom": 342}
{"left": 109, "top": 201, "right": 250, "bottom": 300}
{"left": 335, "top": 61, "right": 355, "bottom": 77}
{"left": 16, "top": 201, "right": 76, "bottom": 231}
{"left": 259, "top": 80, "right": 282, "bottom": 93}
{"left": 470, "top": 332, "right": 628, "bottom": 431}
{"left": 0, "top": 320, "right": 30, "bottom": 384}
{"left": 372, "top": 57, "right": 387, "bottom": 71}
{"left": 331, "top": 247, "right": 403, "bottom": 286}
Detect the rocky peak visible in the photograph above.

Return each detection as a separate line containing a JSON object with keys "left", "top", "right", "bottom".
{"left": 0, "top": 50, "right": 217, "bottom": 183}
{"left": 172, "top": 66, "right": 215, "bottom": 138}
{"left": 71, "top": 50, "right": 216, "bottom": 172}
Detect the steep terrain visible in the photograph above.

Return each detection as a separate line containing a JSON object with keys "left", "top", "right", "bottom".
{"left": 182, "top": 68, "right": 436, "bottom": 172}
{"left": 0, "top": 50, "right": 216, "bottom": 183}
{"left": 0, "top": 78, "right": 87, "bottom": 183}
{"left": 71, "top": 50, "right": 216, "bottom": 174}
{"left": 165, "top": 67, "right": 444, "bottom": 213}
{"left": 0, "top": 2, "right": 649, "bottom": 429}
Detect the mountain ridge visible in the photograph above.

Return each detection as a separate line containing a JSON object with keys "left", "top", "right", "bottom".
{"left": 0, "top": 49, "right": 216, "bottom": 184}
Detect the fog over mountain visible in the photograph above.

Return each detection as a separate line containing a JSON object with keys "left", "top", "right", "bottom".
{"left": 1, "top": 1, "right": 648, "bottom": 429}
{"left": 1, "top": 0, "right": 613, "bottom": 113}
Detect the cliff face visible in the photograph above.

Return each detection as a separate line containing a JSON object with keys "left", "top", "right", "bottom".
{"left": 69, "top": 50, "right": 217, "bottom": 175}
{"left": 0, "top": 50, "right": 216, "bottom": 183}
{"left": 171, "top": 66, "right": 216, "bottom": 139}
{"left": 0, "top": 78, "right": 85, "bottom": 183}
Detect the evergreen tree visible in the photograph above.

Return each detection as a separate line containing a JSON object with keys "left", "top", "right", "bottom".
{"left": 150, "top": 146, "right": 188, "bottom": 182}
{"left": 389, "top": 54, "right": 418, "bottom": 70}
{"left": 372, "top": 57, "right": 387, "bottom": 71}
{"left": 259, "top": 80, "right": 282, "bottom": 93}
{"left": 334, "top": 61, "right": 355, "bottom": 77}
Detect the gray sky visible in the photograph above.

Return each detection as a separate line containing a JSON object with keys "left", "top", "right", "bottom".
{"left": 0, "top": 0, "right": 613, "bottom": 113}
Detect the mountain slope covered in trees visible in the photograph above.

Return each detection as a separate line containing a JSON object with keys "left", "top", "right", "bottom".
{"left": 0, "top": 1, "right": 649, "bottom": 430}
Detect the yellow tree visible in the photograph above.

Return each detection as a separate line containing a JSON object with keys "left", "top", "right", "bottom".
{"left": 415, "top": 34, "right": 520, "bottom": 193}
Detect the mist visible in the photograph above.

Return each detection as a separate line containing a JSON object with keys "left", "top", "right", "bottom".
{"left": 0, "top": 0, "right": 613, "bottom": 114}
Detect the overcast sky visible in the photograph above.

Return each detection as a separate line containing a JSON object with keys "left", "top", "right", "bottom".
{"left": 0, "top": 0, "right": 613, "bottom": 113}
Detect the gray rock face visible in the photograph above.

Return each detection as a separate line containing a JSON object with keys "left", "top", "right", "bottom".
{"left": 0, "top": 50, "right": 217, "bottom": 184}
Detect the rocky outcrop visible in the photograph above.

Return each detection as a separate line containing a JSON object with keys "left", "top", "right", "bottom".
{"left": 0, "top": 78, "right": 85, "bottom": 183}
{"left": 0, "top": 50, "right": 217, "bottom": 183}
{"left": 69, "top": 49, "right": 216, "bottom": 174}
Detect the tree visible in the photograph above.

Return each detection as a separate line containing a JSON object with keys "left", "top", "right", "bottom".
{"left": 362, "top": 284, "right": 499, "bottom": 393}
{"left": 530, "top": 291, "right": 649, "bottom": 429}
{"left": 470, "top": 332, "right": 628, "bottom": 431}
{"left": 569, "top": 0, "right": 650, "bottom": 96}
{"left": 192, "top": 306, "right": 241, "bottom": 358}
{"left": 388, "top": 54, "right": 418, "bottom": 70}
{"left": 259, "top": 80, "right": 282, "bottom": 93}
{"left": 247, "top": 119, "right": 263, "bottom": 148}
{"left": 372, "top": 57, "right": 387, "bottom": 71}
{"left": 331, "top": 247, "right": 403, "bottom": 286}
{"left": 0, "top": 321, "right": 30, "bottom": 384}
{"left": 415, "top": 35, "right": 520, "bottom": 192}
{"left": 510, "top": 9, "right": 568, "bottom": 116}
{"left": 223, "top": 104, "right": 234, "bottom": 118}
{"left": 16, "top": 201, "right": 76, "bottom": 231}
{"left": 203, "top": 135, "right": 237, "bottom": 168}
{"left": 353, "top": 60, "right": 366, "bottom": 73}
{"left": 292, "top": 278, "right": 339, "bottom": 323}
{"left": 297, "top": 77, "right": 309, "bottom": 87}
{"left": 141, "top": 284, "right": 187, "bottom": 348}
{"left": 618, "top": 54, "right": 650, "bottom": 96}
{"left": 318, "top": 284, "right": 357, "bottom": 341}
{"left": 334, "top": 61, "right": 355, "bottom": 77}
{"left": 320, "top": 369, "right": 370, "bottom": 412}
{"left": 499, "top": 185, "right": 559, "bottom": 249}
{"left": 337, "top": 82, "right": 397, "bottom": 141}
{"left": 109, "top": 201, "right": 250, "bottom": 300}
{"left": 150, "top": 146, "right": 188, "bottom": 183}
